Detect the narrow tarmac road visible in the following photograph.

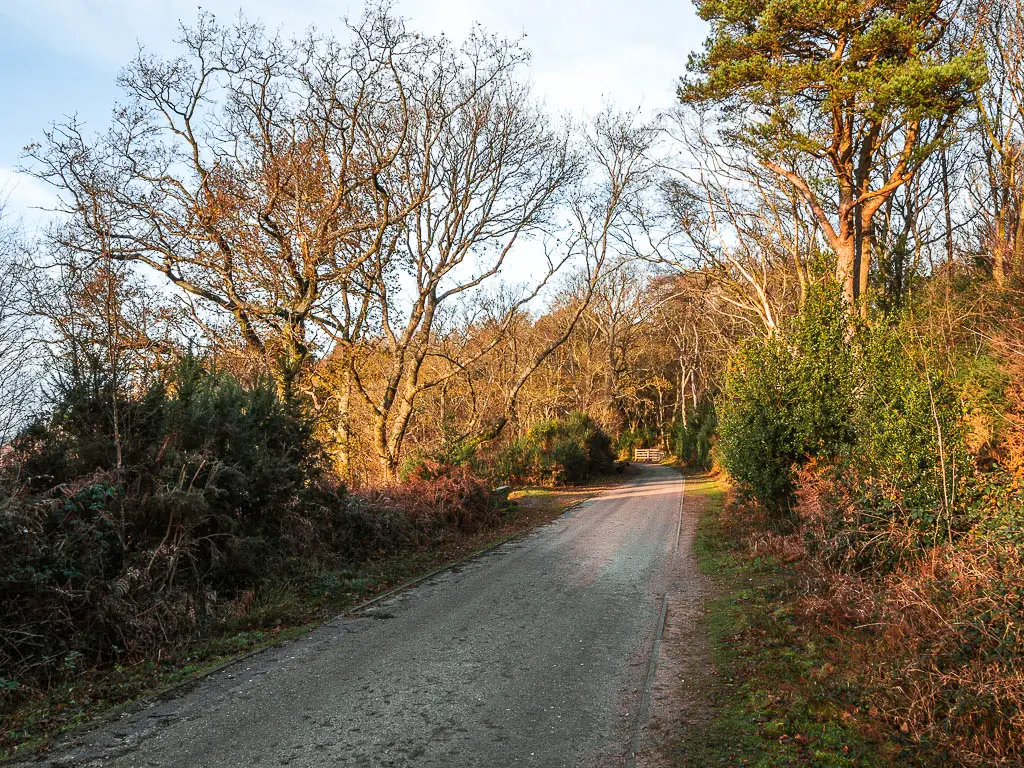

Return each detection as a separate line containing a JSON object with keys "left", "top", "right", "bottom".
{"left": 27, "top": 464, "right": 697, "bottom": 768}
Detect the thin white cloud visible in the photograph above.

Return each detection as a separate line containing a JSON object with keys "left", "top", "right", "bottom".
{"left": 0, "top": 168, "right": 56, "bottom": 222}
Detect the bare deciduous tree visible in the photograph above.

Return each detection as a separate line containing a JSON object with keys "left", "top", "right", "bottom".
{"left": 330, "top": 28, "right": 580, "bottom": 480}
{"left": 28, "top": 8, "right": 426, "bottom": 400}
{"left": 0, "top": 209, "right": 36, "bottom": 445}
{"left": 661, "top": 110, "right": 818, "bottom": 333}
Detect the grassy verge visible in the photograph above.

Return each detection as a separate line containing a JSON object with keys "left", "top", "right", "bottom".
{"left": 3, "top": 473, "right": 628, "bottom": 760}
{"left": 675, "top": 480, "right": 892, "bottom": 768}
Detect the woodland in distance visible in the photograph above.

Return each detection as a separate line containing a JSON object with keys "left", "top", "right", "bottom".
{"left": 3, "top": 0, "right": 1024, "bottom": 764}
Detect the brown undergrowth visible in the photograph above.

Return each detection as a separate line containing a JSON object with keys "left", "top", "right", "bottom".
{"left": 729, "top": 466, "right": 1024, "bottom": 767}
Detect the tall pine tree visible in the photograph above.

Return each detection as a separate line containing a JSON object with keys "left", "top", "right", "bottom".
{"left": 681, "top": 0, "right": 983, "bottom": 307}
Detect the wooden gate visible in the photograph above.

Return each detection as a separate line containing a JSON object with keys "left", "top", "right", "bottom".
{"left": 633, "top": 448, "right": 665, "bottom": 463}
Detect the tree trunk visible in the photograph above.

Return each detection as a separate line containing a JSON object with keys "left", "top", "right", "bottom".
{"left": 1011, "top": 193, "right": 1024, "bottom": 284}
{"left": 835, "top": 235, "right": 857, "bottom": 306}
{"left": 679, "top": 368, "right": 688, "bottom": 428}
{"left": 857, "top": 212, "right": 873, "bottom": 316}
{"left": 334, "top": 364, "right": 353, "bottom": 481}
{"left": 995, "top": 216, "right": 1008, "bottom": 287}
{"left": 941, "top": 148, "right": 955, "bottom": 267}
{"left": 375, "top": 423, "right": 399, "bottom": 484}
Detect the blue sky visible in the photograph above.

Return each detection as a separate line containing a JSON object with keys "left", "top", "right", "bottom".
{"left": 0, "top": 1, "right": 707, "bottom": 225}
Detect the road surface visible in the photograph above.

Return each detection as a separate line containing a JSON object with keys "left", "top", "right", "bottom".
{"left": 24, "top": 464, "right": 697, "bottom": 768}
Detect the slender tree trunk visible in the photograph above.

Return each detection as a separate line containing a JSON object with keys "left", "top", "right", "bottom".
{"left": 334, "top": 363, "right": 353, "bottom": 481}
{"left": 678, "top": 367, "right": 688, "bottom": 428}
{"left": 852, "top": 196, "right": 864, "bottom": 304}
{"left": 858, "top": 210, "right": 873, "bottom": 316}
{"left": 941, "top": 148, "right": 955, "bottom": 267}
{"left": 794, "top": 248, "right": 809, "bottom": 308}
{"left": 995, "top": 216, "right": 1008, "bottom": 287}
{"left": 102, "top": 263, "right": 124, "bottom": 473}
{"left": 1013, "top": 195, "right": 1024, "bottom": 283}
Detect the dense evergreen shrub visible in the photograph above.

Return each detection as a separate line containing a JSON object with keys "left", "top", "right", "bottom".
{"left": 851, "top": 320, "right": 968, "bottom": 530}
{"left": 522, "top": 411, "right": 615, "bottom": 484}
{"left": 718, "top": 286, "right": 855, "bottom": 515}
{"left": 488, "top": 440, "right": 530, "bottom": 484}
{"left": 672, "top": 399, "right": 717, "bottom": 470}
{"left": 719, "top": 285, "right": 966, "bottom": 538}
{"left": 700, "top": 283, "right": 1023, "bottom": 766}
{"left": 0, "top": 360, "right": 321, "bottom": 700}
{"left": 487, "top": 411, "right": 614, "bottom": 486}
{"left": 410, "top": 411, "right": 617, "bottom": 487}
